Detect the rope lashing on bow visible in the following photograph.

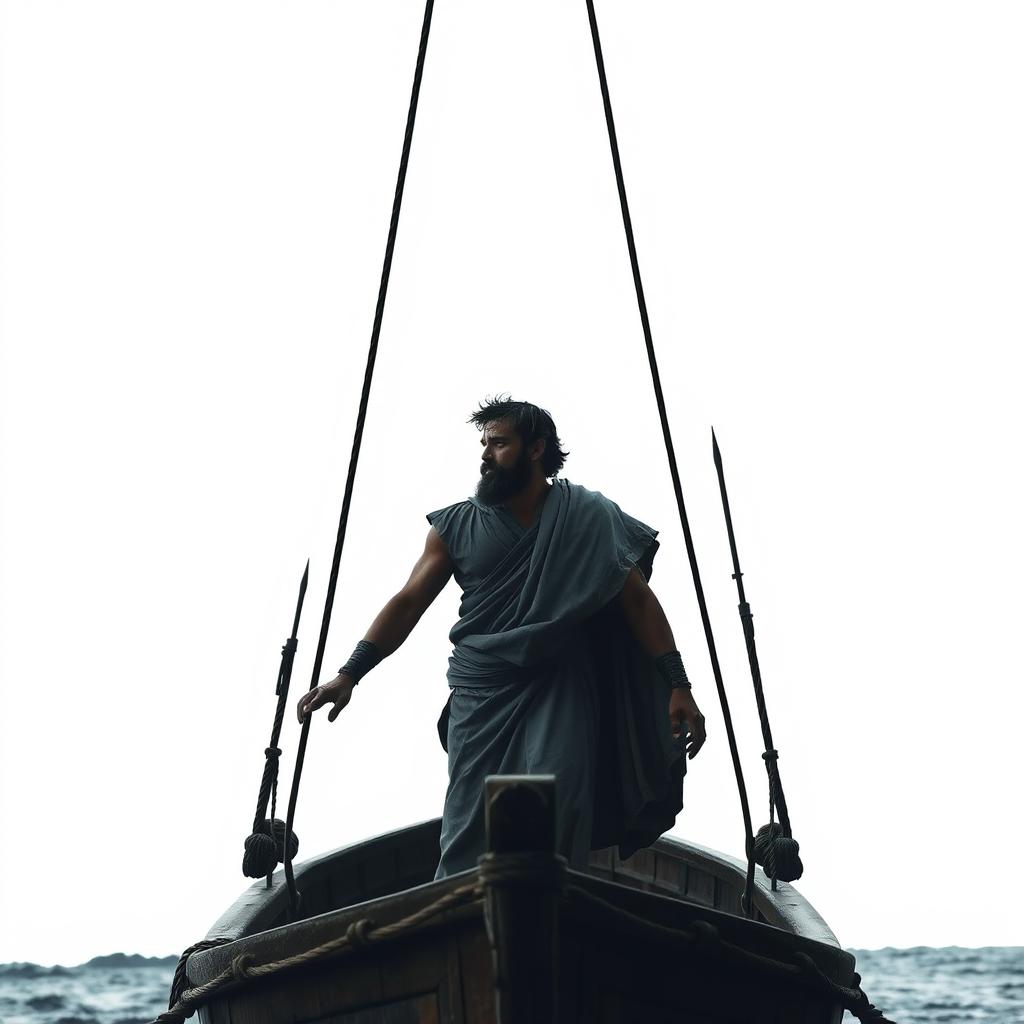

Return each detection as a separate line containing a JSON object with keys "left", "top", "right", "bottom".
{"left": 154, "top": 877, "right": 482, "bottom": 1024}
{"left": 477, "top": 850, "right": 569, "bottom": 890}
{"left": 564, "top": 882, "right": 895, "bottom": 1022}
{"left": 156, "top": 852, "right": 895, "bottom": 1024}
{"left": 242, "top": 564, "right": 308, "bottom": 880}
{"left": 166, "top": 938, "right": 232, "bottom": 1011}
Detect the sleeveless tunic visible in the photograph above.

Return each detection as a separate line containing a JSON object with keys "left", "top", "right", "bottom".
{"left": 425, "top": 478, "right": 686, "bottom": 878}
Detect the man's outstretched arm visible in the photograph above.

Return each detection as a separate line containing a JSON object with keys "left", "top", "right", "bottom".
{"left": 616, "top": 567, "right": 707, "bottom": 758}
{"left": 296, "top": 526, "right": 453, "bottom": 723}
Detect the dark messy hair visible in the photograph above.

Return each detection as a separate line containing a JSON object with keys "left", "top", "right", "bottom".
{"left": 467, "top": 395, "right": 569, "bottom": 477}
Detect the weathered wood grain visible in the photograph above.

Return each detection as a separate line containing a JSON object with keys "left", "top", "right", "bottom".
{"left": 191, "top": 814, "right": 851, "bottom": 1024}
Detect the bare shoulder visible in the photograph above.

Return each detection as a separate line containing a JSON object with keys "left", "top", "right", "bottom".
{"left": 616, "top": 565, "right": 652, "bottom": 607}
{"left": 395, "top": 523, "right": 454, "bottom": 613}
{"left": 424, "top": 521, "right": 453, "bottom": 560}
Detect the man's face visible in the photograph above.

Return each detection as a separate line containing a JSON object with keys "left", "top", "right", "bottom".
{"left": 475, "top": 419, "right": 533, "bottom": 505}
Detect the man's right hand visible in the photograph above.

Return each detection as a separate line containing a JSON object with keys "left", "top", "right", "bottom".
{"left": 296, "top": 674, "right": 355, "bottom": 724}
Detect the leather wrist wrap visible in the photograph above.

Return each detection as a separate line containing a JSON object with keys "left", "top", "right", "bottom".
{"left": 339, "top": 640, "right": 382, "bottom": 686}
{"left": 654, "top": 649, "right": 691, "bottom": 690}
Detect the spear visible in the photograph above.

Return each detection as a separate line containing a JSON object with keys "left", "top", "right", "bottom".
{"left": 712, "top": 431, "right": 802, "bottom": 884}
{"left": 241, "top": 560, "right": 310, "bottom": 887}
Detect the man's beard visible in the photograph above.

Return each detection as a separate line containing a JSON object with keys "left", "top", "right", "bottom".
{"left": 475, "top": 449, "right": 534, "bottom": 506}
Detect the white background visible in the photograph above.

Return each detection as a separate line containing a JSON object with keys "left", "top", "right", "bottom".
{"left": 1, "top": 0, "right": 1021, "bottom": 966}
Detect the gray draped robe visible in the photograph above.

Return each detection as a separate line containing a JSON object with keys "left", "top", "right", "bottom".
{"left": 426, "top": 477, "right": 687, "bottom": 879}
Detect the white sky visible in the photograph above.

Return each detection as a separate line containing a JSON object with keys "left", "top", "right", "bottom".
{"left": 1, "top": 0, "right": 1021, "bottom": 966}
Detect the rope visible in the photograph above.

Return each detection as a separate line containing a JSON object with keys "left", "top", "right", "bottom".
{"left": 176, "top": 4, "right": 876, "bottom": 1018}
{"left": 563, "top": 883, "right": 895, "bottom": 1022}
{"left": 166, "top": 939, "right": 232, "bottom": 1011}
{"left": 582, "top": 0, "right": 757, "bottom": 913}
{"left": 477, "top": 850, "right": 568, "bottom": 890}
{"left": 752, "top": 749, "right": 802, "bottom": 886}
{"left": 154, "top": 880, "right": 482, "bottom": 1024}
{"left": 156, "top": 856, "right": 894, "bottom": 1024}
{"left": 281, "top": 0, "right": 437, "bottom": 916}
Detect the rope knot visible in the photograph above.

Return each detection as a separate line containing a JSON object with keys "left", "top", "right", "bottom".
{"left": 282, "top": 638, "right": 298, "bottom": 656}
{"left": 753, "top": 822, "right": 804, "bottom": 882}
{"left": 762, "top": 748, "right": 779, "bottom": 762}
{"left": 241, "top": 818, "right": 299, "bottom": 878}
{"left": 230, "top": 953, "right": 257, "bottom": 981}
{"left": 476, "top": 851, "right": 567, "bottom": 891}
{"left": 345, "top": 918, "right": 376, "bottom": 948}
{"left": 264, "top": 746, "right": 281, "bottom": 760}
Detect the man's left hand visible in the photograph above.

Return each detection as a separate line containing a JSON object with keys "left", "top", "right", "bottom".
{"left": 669, "top": 688, "right": 706, "bottom": 759}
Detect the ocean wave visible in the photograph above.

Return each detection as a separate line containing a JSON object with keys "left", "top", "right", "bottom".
{"left": 1, "top": 947, "right": 1021, "bottom": 1024}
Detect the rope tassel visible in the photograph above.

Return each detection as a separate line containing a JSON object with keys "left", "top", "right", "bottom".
{"left": 243, "top": 816, "right": 300, "bottom": 879}
{"left": 753, "top": 748, "right": 803, "bottom": 883}
{"left": 753, "top": 823, "right": 803, "bottom": 883}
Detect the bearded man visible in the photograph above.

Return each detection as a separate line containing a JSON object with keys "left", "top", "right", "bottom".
{"left": 297, "top": 396, "right": 706, "bottom": 878}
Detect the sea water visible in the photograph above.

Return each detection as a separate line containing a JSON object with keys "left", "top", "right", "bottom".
{"left": 0, "top": 947, "right": 1020, "bottom": 1023}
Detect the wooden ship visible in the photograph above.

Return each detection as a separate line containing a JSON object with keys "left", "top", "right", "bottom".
{"left": 167, "top": 776, "right": 885, "bottom": 1024}
{"left": 155, "top": 1, "right": 894, "bottom": 1021}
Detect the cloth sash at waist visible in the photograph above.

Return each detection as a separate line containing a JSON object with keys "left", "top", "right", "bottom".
{"left": 446, "top": 620, "right": 590, "bottom": 688}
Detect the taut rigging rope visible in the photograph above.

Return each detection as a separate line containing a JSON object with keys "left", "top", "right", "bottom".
{"left": 282, "top": 0, "right": 437, "bottom": 915}
{"left": 582, "top": 0, "right": 757, "bottom": 913}
{"left": 163, "top": 10, "right": 893, "bottom": 1020}
{"left": 282, "top": 0, "right": 759, "bottom": 917}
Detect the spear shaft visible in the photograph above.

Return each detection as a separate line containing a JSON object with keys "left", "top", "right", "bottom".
{"left": 712, "top": 432, "right": 792, "bottom": 837}
{"left": 242, "top": 560, "right": 310, "bottom": 886}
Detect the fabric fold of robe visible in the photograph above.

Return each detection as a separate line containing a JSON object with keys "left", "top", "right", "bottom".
{"left": 426, "top": 477, "right": 686, "bottom": 872}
